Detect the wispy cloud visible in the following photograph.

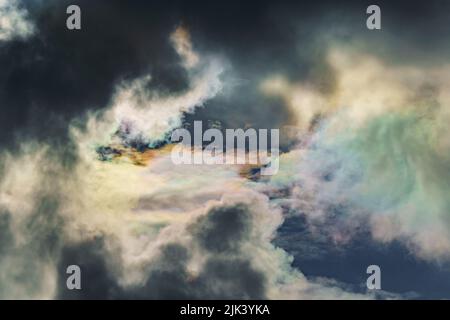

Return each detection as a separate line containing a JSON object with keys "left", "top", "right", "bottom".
{"left": 0, "top": 0, "right": 34, "bottom": 41}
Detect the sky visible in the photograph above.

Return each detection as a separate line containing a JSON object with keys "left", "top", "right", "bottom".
{"left": 1, "top": 0, "right": 450, "bottom": 299}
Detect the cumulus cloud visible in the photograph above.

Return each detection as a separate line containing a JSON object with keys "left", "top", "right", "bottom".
{"left": 0, "top": 23, "right": 378, "bottom": 300}
{"left": 265, "top": 45, "right": 450, "bottom": 261}
{"left": 0, "top": 0, "right": 34, "bottom": 41}
{"left": 0, "top": 139, "right": 373, "bottom": 299}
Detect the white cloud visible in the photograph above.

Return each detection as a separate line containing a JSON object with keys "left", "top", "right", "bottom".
{"left": 0, "top": 0, "right": 35, "bottom": 41}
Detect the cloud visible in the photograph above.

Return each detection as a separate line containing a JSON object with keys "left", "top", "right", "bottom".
{"left": 0, "top": 23, "right": 376, "bottom": 299}
{"left": 265, "top": 45, "right": 450, "bottom": 261}
{"left": 0, "top": 0, "right": 34, "bottom": 41}
{"left": 0, "top": 141, "right": 374, "bottom": 299}
{"left": 4, "top": 0, "right": 448, "bottom": 298}
{"left": 0, "top": 143, "right": 66, "bottom": 299}
{"left": 170, "top": 25, "right": 200, "bottom": 69}
{"left": 108, "top": 26, "right": 224, "bottom": 144}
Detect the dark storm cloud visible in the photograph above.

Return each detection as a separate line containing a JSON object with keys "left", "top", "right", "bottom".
{"left": 140, "top": 203, "right": 265, "bottom": 299}
{"left": 2, "top": 0, "right": 449, "bottom": 148}
{"left": 0, "top": 1, "right": 350, "bottom": 144}
{"left": 56, "top": 238, "right": 122, "bottom": 300}
{"left": 135, "top": 244, "right": 265, "bottom": 299}
{"left": 189, "top": 204, "right": 251, "bottom": 254}
{"left": 0, "top": 0, "right": 189, "bottom": 145}
{"left": 56, "top": 203, "right": 265, "bottom": 299}
{"left": 179, "top": 0, "right": 450, "bottom": 149}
